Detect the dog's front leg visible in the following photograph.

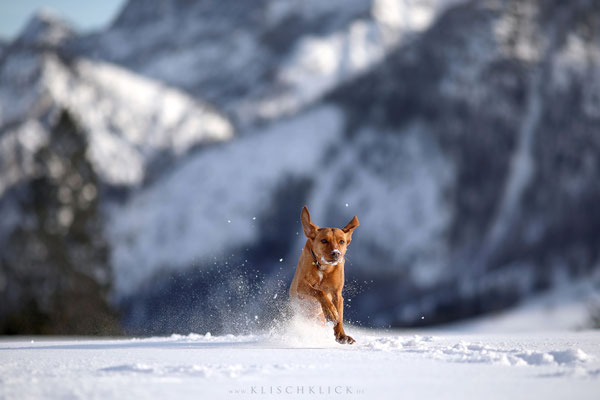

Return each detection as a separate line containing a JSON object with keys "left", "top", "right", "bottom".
{"left": 332, "top": 291, "right": 355, "bottom": 344}
{"left": 301, "top": 282, "right": 339, "bottom": 323}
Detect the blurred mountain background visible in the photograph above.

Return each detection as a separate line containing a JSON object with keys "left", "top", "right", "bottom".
{"left": 1, "top": 0, "right": 599, "bottom": 335}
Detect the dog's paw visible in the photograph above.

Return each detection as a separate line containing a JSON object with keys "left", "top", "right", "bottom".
{"left": 336, "top": 334, "right": 355, "bottom": 345}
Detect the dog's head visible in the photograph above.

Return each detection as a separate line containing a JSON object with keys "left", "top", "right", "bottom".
{"left": 300, "top": 206, "right": 359, "bottom": 267}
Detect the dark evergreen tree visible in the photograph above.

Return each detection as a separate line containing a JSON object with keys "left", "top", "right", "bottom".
{"left": 0, "top": 110, "right": 120, "bottom": 335}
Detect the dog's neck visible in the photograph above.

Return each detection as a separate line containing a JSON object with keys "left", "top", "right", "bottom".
{"left": 309, "top": 247, "right": 322, "bottom": 270}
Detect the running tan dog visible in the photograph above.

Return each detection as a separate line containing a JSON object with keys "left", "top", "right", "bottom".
{"left": 289, "top": 206, "right": 359, "bottom": 344}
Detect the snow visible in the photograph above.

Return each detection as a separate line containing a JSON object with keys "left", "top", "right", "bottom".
{"left": 1, "top": 327, "right": 599, "bottom": 399}
{"left": 1, "top": 277, "right": 599, "bottom": 398}
{"left": 3, "top": 280, "right": 599, "bottom": 398}
{"left": 1, "top": 271, "right": 598, "bottom": 399}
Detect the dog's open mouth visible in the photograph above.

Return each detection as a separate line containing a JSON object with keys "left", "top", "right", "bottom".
{"left": 320, "top": 256, "right": 342, "bottom": 266}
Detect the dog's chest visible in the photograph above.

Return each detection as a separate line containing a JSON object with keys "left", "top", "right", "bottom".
{"left": 308, "top": 269, "right": 325, "bottom": 288}
{"left": 316, "top": 270, "right": 323, "bottom": 282}
{"left": 313, "top": 268, "right": 335, "bottom": 289}
{"left": 311, "top": 264, "right": 340, "bottom": 288}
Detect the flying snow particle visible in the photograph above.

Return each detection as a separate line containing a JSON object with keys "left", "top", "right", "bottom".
{"left": 227, "top": 219, "right": 231, "bottom": 223}
{"left": 252, "top": 217, "right": 256, "bottom": 220}
{"left": 279, "top": 258, "right": 283, "bottom": 262}
{"left": 273, "top": 293, "right": 278, "bottom": 299}
{"left": 254, "top": 315, "right": 258, "bottom": 320}
{"left": 421, "top": 316, "right": 425, "bottom": 320}
{"left": 345, "top": 203, "right": 349, "bottom": 207}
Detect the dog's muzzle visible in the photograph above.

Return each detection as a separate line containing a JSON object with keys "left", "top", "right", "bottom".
{"left": 320, "top": 256, "right": 342, "bottom": 266}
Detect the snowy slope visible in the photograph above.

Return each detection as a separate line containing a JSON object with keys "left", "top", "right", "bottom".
{"left": 1, "top": 329, "right": 599, "bottom": 400}
{"left": 107, "top": 103, "right": 452, "bottom": 299}
{"left": 445, "top": 278, "right": 600, "bottom": 333}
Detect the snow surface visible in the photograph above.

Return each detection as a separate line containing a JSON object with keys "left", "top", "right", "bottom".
{"left": 2, "top": 271, "right": 599, "bottom": 399}
{"left": 1, "top": 325, "right": 599, "bottom": 399}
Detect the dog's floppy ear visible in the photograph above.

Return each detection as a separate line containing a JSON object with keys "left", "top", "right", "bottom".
{"left": 342, "top": 216, "right": 359, "bottom": 236}
{"left": 301, "top": 206, "right": 319, "bottom": 239}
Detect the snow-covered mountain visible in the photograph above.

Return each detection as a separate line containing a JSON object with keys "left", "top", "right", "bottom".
{"left": 77, "top": 0, "right": 462, "bottom": 126}
{"left": 1, "top": 0, "right": 599, "bottom": 335}
{"left": 0, "top": 13, "right": 233, "bottom": 197}
{"left": 106, "top": 0, "right": 600, "bottom": 334}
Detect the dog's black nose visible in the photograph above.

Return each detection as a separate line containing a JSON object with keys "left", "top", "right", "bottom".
{"left": 331, "top": 251, "right": 340, "bottom": 260}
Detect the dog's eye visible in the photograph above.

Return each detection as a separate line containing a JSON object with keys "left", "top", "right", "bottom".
{"left": 321, "top": 239, "right": 327, "bottom": 244}
{"left": 340, "top": 240, "right": 345, "bottom": 244}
